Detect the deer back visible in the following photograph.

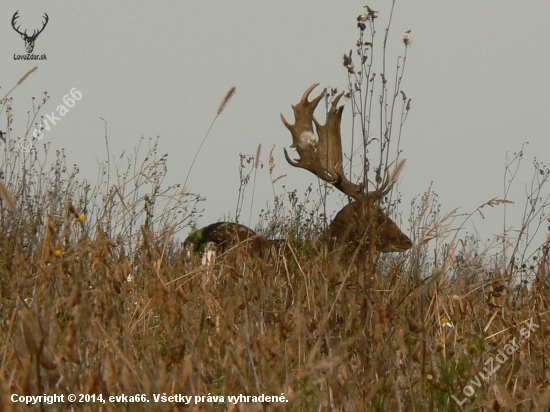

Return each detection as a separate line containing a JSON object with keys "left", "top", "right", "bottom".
{"left": 185, "top": 222, "right": 262, "bottom": 256}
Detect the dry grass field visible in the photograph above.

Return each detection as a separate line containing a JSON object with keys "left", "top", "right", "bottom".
{"left": 0, "top": 148, "right": 549, "bottom": 412}
{"left": 2, "top": 6, "right": 550, "bottom": 412}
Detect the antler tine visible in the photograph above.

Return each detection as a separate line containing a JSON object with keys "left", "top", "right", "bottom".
{"left": 283, "top": 147, "right": 336, "bottom": 183}
{"left": 280, "top": 83, "right": 324, "bottom": 148}
{"left": 366, "top": 159, "right": 406, "bottom": 202}
{"left": 281, "top": 84, "right": 365, "bottom": 200}
{"left": 37, "top": 13, "right": 49, "bottom": 36}
{"left": 29, "top": 13, "right": 48, "bottom": 38}
{"left": 11, "top": 11, "right": 25, "bottom": 36}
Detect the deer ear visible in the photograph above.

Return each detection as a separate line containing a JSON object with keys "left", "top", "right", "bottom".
{"left": 21, "top": 34, "right": 25, "bottom": 40}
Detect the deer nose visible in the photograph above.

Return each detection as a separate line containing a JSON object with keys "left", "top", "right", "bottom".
{"left": 397, "top": 234, "right": 412, "bottom": 251}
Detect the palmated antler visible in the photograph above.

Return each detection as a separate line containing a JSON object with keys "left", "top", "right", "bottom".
{"left": 281, "top": 83, "right": 365, "bottom": 200}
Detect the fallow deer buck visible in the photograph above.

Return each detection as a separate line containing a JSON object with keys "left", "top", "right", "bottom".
{"left": 185, "top": 84, "right": 411, "bottom": 265}
{"left": 281, "top": 83, "right": 411, "bottom": 264}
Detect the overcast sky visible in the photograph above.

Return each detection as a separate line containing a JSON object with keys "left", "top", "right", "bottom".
{"left": 3, "top": 1, "right": 550, "bottom": 248}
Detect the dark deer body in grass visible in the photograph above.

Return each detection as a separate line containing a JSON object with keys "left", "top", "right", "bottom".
{"left": 185, "top": 222, "right": 260, "bottom": 255}
{"left": 186, "top": 84, "right": 411, "bottom": 265}
{"left": 184, "top": 222, "right": 286, "bottom": 261}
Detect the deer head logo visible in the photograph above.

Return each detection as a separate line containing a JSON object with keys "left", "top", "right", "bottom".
{"left": 12, "top": 11, "right": 49, "bottom": 54}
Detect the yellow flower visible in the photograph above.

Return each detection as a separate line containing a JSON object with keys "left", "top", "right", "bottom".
{"left": 78, "top": 214, "right": 86, "bottom": 222}
{"left": 54, "top": 249, "right": 62, "bottom": 257}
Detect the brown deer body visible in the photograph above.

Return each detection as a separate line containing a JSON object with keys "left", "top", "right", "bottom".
{"left": 186, "top": 84, "right": 411, "bottom": 264}
{"left": 184, "top": 222, "right": 261, "bottom": 255}
{"left": 184, "top": 222, "right": 287, "bottom": 261}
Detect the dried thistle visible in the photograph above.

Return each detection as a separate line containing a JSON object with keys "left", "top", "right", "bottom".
{"left": 403, "top": 30, "right": 411, "bottom": 46}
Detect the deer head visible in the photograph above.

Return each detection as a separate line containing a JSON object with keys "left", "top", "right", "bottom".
{"left": 12, "top": 11, "right": 49, "bottom": 54}
{"left": 281, "top": 83, "right": 412, "bottom": 262}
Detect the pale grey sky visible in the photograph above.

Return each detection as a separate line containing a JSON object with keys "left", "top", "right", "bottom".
{"left": 3, "top": 1, "right": 550, "bottom": 246}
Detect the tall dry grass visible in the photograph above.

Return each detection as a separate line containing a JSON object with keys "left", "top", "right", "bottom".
{"left": 1, "top": 4, "right": 550, "bottom": 411}
{"left": 1, "top": 174, "right": 549, "bottom": 411}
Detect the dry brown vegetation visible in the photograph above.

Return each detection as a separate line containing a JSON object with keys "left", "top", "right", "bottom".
{"left": 2, "top": 5, "right": 550, "bottom": 412}
{"left": 1, "top": 151, "right": 550, "bottom": 412}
